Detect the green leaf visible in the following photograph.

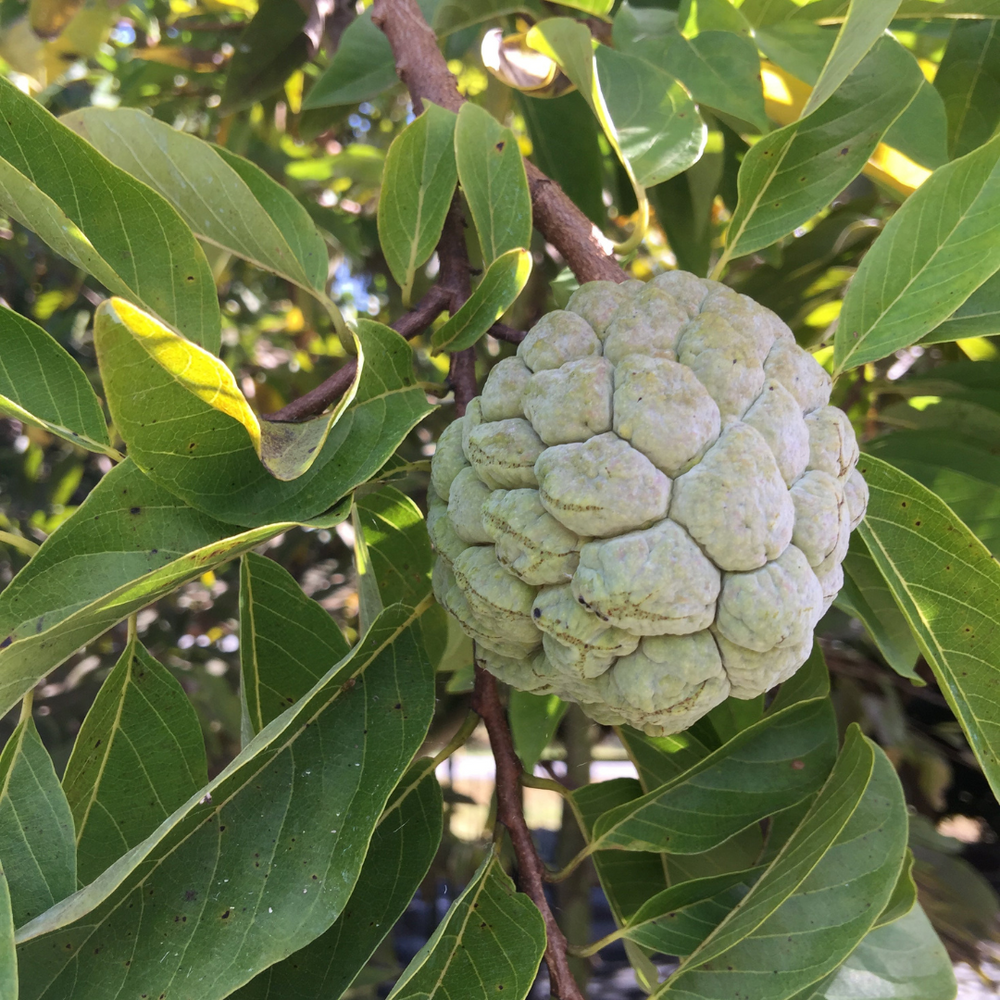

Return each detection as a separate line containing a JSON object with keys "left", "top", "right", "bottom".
{"left": 0, "top": 460, "right": 323, "bottom": 721}
{"left": 387, "top": 847, "right": 546, "bottom": 1000}
{"left": 95, "top": 300, "right": 432, "bottom": 526}
{"left": 799, "top": 904, "right": 955, "bottom": 1000}
{"left": 0, "top": 77, "right": 219, "bottom": 351}
{"left": 767, "top": 642, "right": 831, "bottom": 716}
{"left": 874, "top": 850, "right": 917, "bottom": 930}
{"left": 61, "top": 639, "right": 208, "bottom": 887}
{"left": 231, "top": 759, "right": 444, "bottom": 1000}
{"left": 590, "top": 699, "right": 838, "bottom": 855}
{"left": 724, "top": 36, "right": 923, "bottom": 263}
{"left": 62, "top": 108, "right": 329, "bottom": 297}
{"left": 509, "top": 690, "right": 567, "bottom": 772}
{"left": 857, "top": 453, "right": 1000, "bottom": 801}
{"left": 0, "top": 710, "right": 76, "bottom": 927}
{"left": 239, "top": 551, "right": 352, "bottom": 738}
{"left": 433, "top": 0, "right": 541, "bottom": 36}
{"left": 0, "top": 305, "right": 114, "bottom": 456}
{"left": 801, "top": 0, "right": 901, "bottom": 116}
{"left": 219, "top": 0, "right": 308, "bottom": 116}
{"left": 934, "top": 18, "right": 1000, "bottom": 159}
{"left": 614, "top": 3, "right": 767, "bottom": 131}
{"left": 454, "top": 103, "right": 532, "bottom": 265}
{"left": 656, "top": 727, "right": 908, "bottom": 1000}
{"left": 96, "top": 295, "right": 363, "bottom": 484}
{"left": 517, "top": 90, "right": 606, "bottom": 226}
{"left": 621, "top": 867, "right": 764, "bottom": 957}
{"left": 430, "top": 248, "right": 532, "bottom": 354}
{"left": 839, "top": 533, "right": 922, "bottom": 682}
{"left": 923, "top": 270, "right": 1000, "bottom": 342}
{"left": 618, "top": 727, "right": 712, "bottom": 792}
{"left": 833, "top": 131, "right": 1000, "bottom": 375}
{"left": 15, "top": 601, "right": 437, "bottom": 999}
{"left": 378, "top": 103, "right": 458, "bottom": 304}
{"left": 0, "top": 866, "right": 15, "bottom": 999}
{"left": 866, "top": 429, "right": 1000, "bottom": 556}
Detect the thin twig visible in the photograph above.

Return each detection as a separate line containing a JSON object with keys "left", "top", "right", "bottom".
{"left": 473, "top": 667, "right": 586, "bottom": 1000}
{"left": 488, "top": 322, "right": 525, "bottom": 345}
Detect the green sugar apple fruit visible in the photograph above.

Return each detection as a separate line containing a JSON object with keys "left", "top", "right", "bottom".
{"left": 428, "top": 271, "right": 867, "bottom": 736}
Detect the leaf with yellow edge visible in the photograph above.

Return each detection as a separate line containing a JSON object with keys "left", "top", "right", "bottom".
{"left": 97, "top": 298, "right": 362, "bottom": 482}
{"left": 431, "top": 248, "right": 531, "bottom": 354}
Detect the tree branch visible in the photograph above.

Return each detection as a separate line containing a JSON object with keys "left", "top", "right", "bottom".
{"left": 371, "top": 0, "right": 626, "bottom": 285}
{"left": 472, "top": 667, "right": 587, "bottom": 1000}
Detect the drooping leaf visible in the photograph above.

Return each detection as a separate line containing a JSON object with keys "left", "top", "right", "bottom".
{"left": 0, "top": 460, "right": 331, "bottom": 721}
{"left": 15, "top": 601, "right": 437, "bottom": 1000}
{"left": 219, "top": 0, "right": 308, "bottom": 115}
{"left": 62, "top": 108, "right": 329, "bottom": 296}
{"left": 934, "top": 17, "right": 1000, "bottom": 159}
{"left": 923, "top": 270, "right": 1000, "bottom": 342}
{"left": 0, "top": 76, "right": 219, "bottom": 351}
{"left": 231, "top": 759, "right": 444, "bottom": 1000}
{"left": 0, "top": 305, "right": 114, "bottom": 456}
{"left": 656, "top": 728, "right": 908, "bottom": 1000}
{"left": 517, "top": 90, "right": 605, "bottom": 225}
{"left": 796, "top": 904, "right": 955, "bottom": 1000}
{"left": 866, "top": 429, "right": 1000, "bottom": 556}
{"left": 61, "top": 639, "right": 208, "bottom": 886}
{"left": 0, "top": 710, "right": 76, "bottom": 927}
{"left": 800, "top": 0, "right": 901, "bottom": 116}
{"left": 614, "top": 3, "right": 767, "bottom": 130}
{"left": 724, "top": 36, "right": 923, "bottom": 263}
{"left": 839, "top": 533, "right": 922, "bottom": 682}
{"left": 589, "top": 698, "right": 838, "bottom": 855}
{"left": 239, "top": 551, "right": 351, "bottom": 738}
{"left": 857, "top": 454, "right": 1000, "bottom": 800}
{"left": 430, "top": 248, "right": 532, "bottom": 354}
{"left": 95, "top": 300, "right": 432, "bottom": 526}
{"left": 386, "top": 847, "right": 546, "bottom": 1000}
{"left": 509, "top": 689, "right": 567, "bottom": 772}
{"left": 454, "top": 102, "right": 532, "bottom": 265}
{"left": 833, "top": 131, "right": 1000, "bottom": 375}
{"left": 378, "top": 103, "right": 458, "bottom": 304}
{"left": 0, "top": 866, "right": 15, "bottom": 999}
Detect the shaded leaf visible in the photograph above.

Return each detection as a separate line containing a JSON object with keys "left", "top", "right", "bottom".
{"left": 923, "top": 270, "right": 1000, "bottom": 342}
{"left": 834, "top": 131, "right": 1000, "bottom": 374}
{"left": 220, "top": 0, "right": 308, "bottom": 115}
{"left": 934, "top": 17, "right": 1000, "bottom": 159}
{"left": 0, "top": 76, "right": 219, "bottom": 351}
{"left": 857, "top": 454, "right": 1000, "bottom": 800}
{"left": 798, "top": 904, "right": 955, "bottom": 1000}
{"left": 232, "top": 759, "right": 444, "bottom": 1000}
{"left": 433, "top": 0, "right": 542, "bottom": 36}
{"left": 839, "top": 533, "right": 922, "bottom": 682}
{"left": 239, "top": 551, "right": 351, "bottom": 738}
{"left": 657, "top": 728, "right": 908, "bottom": 1000}
{"left": 63, "top": 108, "right": 329, "bottom": 296}
{"left": 874, "top": 850, "right": 917, "bottom": 930}
{"left": 509, "top": 690, "right": 567, "bottom": 772}
{"left": 0, "top": 460, "right": 331, "bottom": 721}
{"left": 0, "top": 866, "right": 15, "bottom": 999}
{"left": 590, "top": 699, "right": 838, "bottom": 855}
{"left": 455, "top": 103, "right": 532, "bottom": 264}
{"left": 614, "top": 3, "right": 766, "bottom": 130}
{"left": 724, "top": 36, "right": 923, "bottom": 262}
{"left": 768, "top": 642, "right": 831, "bottom": 716}
{"left": 95, "top": 299, "right": 431, "bottom": 526}
{"left": 431, "top": 248, "right": 532, "bottom": 354}
{"left": 0, "top": 305, "right": 114, "bottom": 456}
{"left": 378, "top": 103, "right": 458, "bottom": 303}
{"left": 387, "top": 846, "right": 545, "bottom": 1000}
{"left": 15, "top": 602, "right": 437, "bottom": 1000}
{"left": 801, "top": 0, "right": 901, "bottom": 116}
{"left": 0, "top": 710, "right": 75, "bottom": 927}
{"left": 61, "top": 639, "right": 208, "bottom": 886}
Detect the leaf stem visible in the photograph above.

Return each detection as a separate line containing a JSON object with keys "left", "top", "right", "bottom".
{"left": 521, "top": 772, "right": 587, "bottom": 834}
{"left": 19, "top": 688, "right": 33, "bottom": 725}
{"left": 430, "top": 710, "right": 480, "bottom": 769}
{"left": 568, "top": 927, "right": 624, "bottom": 958}
{"left": 544, "top": 843, "right": 593, "bottom": 884}
{"left": 0, "top": 531, "right": 38, "bottom": 557}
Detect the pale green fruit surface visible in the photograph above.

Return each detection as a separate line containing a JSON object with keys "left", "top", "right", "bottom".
{"left": 428, "top": 273, "right": 865, "bottom": 736}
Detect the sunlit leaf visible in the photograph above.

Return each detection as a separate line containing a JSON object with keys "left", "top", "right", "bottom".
{"left": 0, "top": 305, "right": 114, "bottom": 456}
{"left": 62, "top": 639, "right": 208, "bottom": 886}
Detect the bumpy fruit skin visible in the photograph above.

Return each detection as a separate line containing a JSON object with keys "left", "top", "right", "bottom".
{"left": 429, "top": 272, "right": 866, "bottom": 736}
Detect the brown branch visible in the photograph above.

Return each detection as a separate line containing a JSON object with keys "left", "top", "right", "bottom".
{"left": 473, "top": 667, "right": 586, "bottom": 1000}
{"left": 488, "top": 321, "right": 525, "bottom": 345}
{"left": 371, "top": 0, "right": 625, "bottom": 286}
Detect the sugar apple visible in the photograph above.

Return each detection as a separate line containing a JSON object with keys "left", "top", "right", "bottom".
{"left": 428, "top": 272, "right": 867, "bottom": 736}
